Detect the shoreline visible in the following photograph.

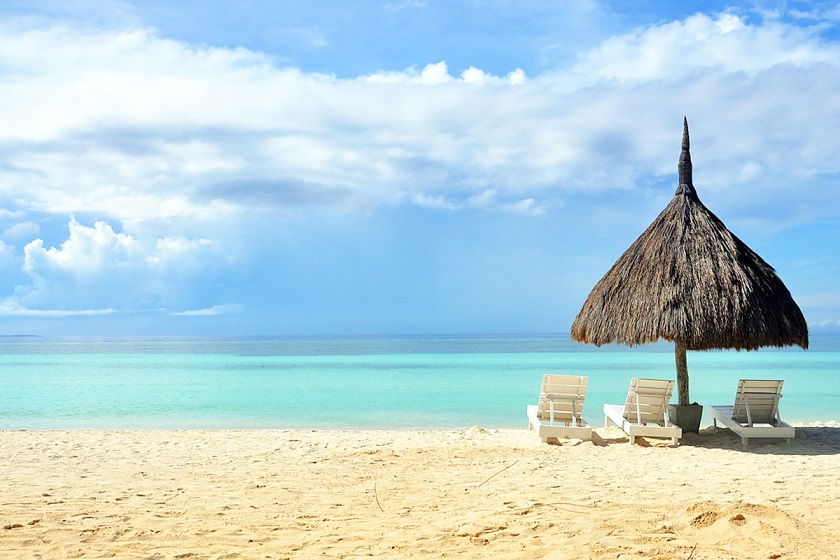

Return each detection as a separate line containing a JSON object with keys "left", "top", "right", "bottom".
{"left": 2, "top": 427, "right": 840, "bottom": 559}
{"left": 3, "top": 419, "right": 838, "bottom": 431}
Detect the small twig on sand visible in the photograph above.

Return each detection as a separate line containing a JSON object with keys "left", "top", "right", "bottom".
{"left": 543, "top": 502, "right": 594, "bottom": 514}
{"left": 374, "top": 483, "right": 384, "bottom": 513}
{"left": 687, "top": 543, "right": 697, "bottom": 559}
{"left": 477, "top": 460, "right": 519, "bottom": 488}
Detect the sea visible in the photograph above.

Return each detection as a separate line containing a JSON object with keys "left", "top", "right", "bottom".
{"left": 1, "top": 334, "right": 838, "bottom": 430}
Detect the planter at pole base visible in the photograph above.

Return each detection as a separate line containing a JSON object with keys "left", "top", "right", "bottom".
{"left": 668, "top": 404, "right": 703, "bottom": 433}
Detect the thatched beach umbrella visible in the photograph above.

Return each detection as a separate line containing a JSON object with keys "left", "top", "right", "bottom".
{"left": 570, "top": 118, "right": 808, "bottom": 406}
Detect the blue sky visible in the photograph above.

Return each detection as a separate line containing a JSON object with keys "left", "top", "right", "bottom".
{"left": 0, "top": 0, "right": 839, "bottom": 336}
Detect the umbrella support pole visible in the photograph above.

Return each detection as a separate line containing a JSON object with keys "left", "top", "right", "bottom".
{"left": 675, "top": 343, "right": 690, "bottom": 406}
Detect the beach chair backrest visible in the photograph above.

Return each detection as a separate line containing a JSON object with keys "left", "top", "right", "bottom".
{"left": 623, "top": 378, "right": 674, "bottom": 425}
{"left": 537, "top": 374, "right": 588, "bottom": 425}
{"left": 731, "top": 379, "right": 784, "bottom": 426}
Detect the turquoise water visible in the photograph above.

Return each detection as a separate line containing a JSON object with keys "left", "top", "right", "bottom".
{"left": 1, "top": 334, "right": 837, "bottom": 429}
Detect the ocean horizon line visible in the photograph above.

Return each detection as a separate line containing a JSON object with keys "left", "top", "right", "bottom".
{"left": 3, "top": 330, "right": 837, "bottom": 339}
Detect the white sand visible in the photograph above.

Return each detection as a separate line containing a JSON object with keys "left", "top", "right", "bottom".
{"left": 2, "top": 426, "right": 840, "bottom": 559}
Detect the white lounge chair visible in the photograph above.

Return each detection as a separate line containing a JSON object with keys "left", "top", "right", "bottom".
{"left": 708, "top": 379, "right": 795, "bottom": 445}
{"left": 604, "top": 378, "right": 681, "bottom": 446}
{"left": 527, "top": 374, "right": 592, "bottom": 442}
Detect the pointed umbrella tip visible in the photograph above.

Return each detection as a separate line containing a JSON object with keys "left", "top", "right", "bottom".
{"left": 677, "top": 118, "right": 695, "bottom": 196}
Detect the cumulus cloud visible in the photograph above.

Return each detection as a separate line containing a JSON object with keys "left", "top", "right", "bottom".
{"left": 6, "top": 217, "right": 227, "bottom": 316}
{"left": 21, "top": 219, "right": 218, "bottom": 278}
{"left": 23, "top": 217, "right": 135, "bottom": 274}
{"left": 363, "top": 61, "right": 528, "bottom": 86}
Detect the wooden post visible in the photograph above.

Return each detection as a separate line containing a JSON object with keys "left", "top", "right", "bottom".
{"left": 675, "top": 343, "right": 690, "bottom": 405}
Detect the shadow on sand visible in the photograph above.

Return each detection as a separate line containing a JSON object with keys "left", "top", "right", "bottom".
{"left": 676, "top": 426, "right": 840, "bottom": 456}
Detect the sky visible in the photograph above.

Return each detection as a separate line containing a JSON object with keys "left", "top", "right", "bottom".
{"left": 0, "top": 0, "right": 839, "bottom": 337}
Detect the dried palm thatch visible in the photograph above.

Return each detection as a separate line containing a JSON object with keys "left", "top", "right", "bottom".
{"left": 570, "top": 118, "right": 808, "bottom": 405}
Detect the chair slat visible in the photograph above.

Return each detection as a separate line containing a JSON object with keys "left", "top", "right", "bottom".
{"left": 536, "top": 374, "right": 588, "bottom": 426}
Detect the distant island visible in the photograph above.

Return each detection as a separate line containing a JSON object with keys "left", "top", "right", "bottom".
{"left": 0, "top": 334, "right": 41, "bottom": 338}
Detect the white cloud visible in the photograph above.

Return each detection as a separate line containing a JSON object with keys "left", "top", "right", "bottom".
{"left": 2, "top": 221, "right": 39, "bottom": 240}
{"left": 506, "top": 68, "right": 527, "bottom": 85}
{"left": 2, "top": 14, "right": 839, "bottom": 232}
{"left": 570, "top": 13, "right": 840, "bottom": 84}
{"left": 461, "top": 66, "right": 487, "bottom": 84}
{"left": 503, "top": 198, "right": 545, "bottom": 216}
{"left": 363, "top": 61, "right": 528, "bottom": 86}
{"left": 0, "top": 11, "right": 838, "bottom": 251}
{"left": 21, "top": 217, "right": 221, "bottom": 278}
{"left": 0, "top": 300, "right": 114, "bottom": 317}
{"left": 466, "top": 189, "right": 497, "bottom": 208}
{"left": 147, "top": 237, "right": 216, "bottom": 268}
{"left": 23, "top": 217, "right": 135, "bottom": 274}
{"left": 171, "top": 304, "right": 243, "bottom": 316}
{"left": 411, "top": 190, "right": 547, "bottom": 215}
{"left": 716, "top": 13, "right": 745, "bottom": 34}
{"left": 8, "top": 217, "right": 228, "bottom": 316}
{"left": 412, "top": 193, "right": 458, "bottom": 210}
{"left": 420, "top": 61, "right": 453, "bottom": 85}
{"left": 809, "top": 318, "right": 840, "bottom": 330}
{"left": 0, "top": 7, "right": 836, "bottom": 332}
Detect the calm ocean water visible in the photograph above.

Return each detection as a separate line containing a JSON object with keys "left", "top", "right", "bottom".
{"left": 1, "top": 334, "right": 838, "bottom": 429}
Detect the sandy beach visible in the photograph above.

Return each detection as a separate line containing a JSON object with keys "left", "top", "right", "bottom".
{"left": 1, "top": 426, "right": 839, "bottom": 559}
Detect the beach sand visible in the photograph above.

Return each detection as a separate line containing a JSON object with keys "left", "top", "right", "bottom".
{"left": 2, "top": 426, "right": 839, "bottom": 559}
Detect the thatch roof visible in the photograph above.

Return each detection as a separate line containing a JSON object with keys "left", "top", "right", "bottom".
{"left": 570, "top": 118, "right": 808, "bottom": 351}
